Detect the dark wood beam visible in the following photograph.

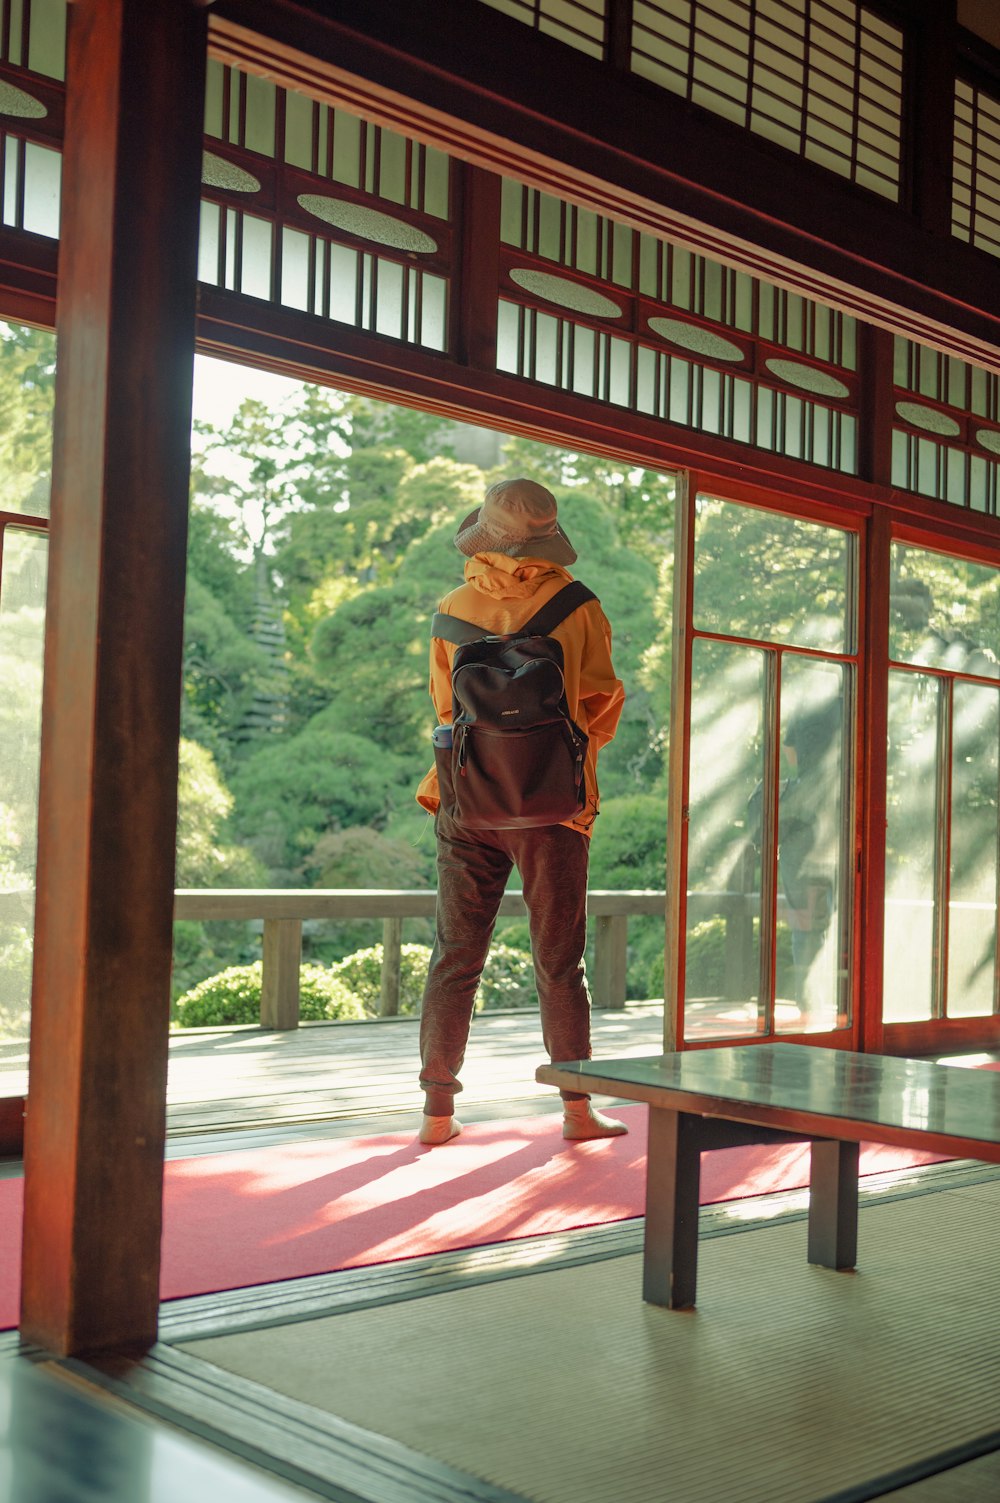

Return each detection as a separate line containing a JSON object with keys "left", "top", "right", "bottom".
{"left": 0, "top": 1097, "right": 25, "bottom": 1156}
{"left": 196, "top": 286, "right": 1000, "bottom": 561}
{"left": 210, "top": 0, "right": 1000, "bottom": 369}
{"left": 20, "top": 0, "right": 206, "bottom": 1357}
{"left": 906, "top": 1, "right": 959, "bottom": 234}
{"left": 0, "top": 228, "right": 58, "bottom": 328}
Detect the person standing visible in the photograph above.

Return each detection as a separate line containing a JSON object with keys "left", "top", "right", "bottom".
{"left": 415, "top": 478, "right": 627, "bottom": 1145}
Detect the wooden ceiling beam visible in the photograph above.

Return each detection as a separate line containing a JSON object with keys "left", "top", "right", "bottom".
{"left": 209, "top": 0, "right": 1000, "bottom": 369}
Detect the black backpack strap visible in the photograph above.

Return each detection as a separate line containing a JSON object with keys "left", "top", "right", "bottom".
{"left": 430, "top": 611, "right": 486, "bottom": 647}
{"left": 431, "top": 581, "right": 597, "bottom": 647}
{"left": 518, "top": 581, "right": 596, "bottom": 638}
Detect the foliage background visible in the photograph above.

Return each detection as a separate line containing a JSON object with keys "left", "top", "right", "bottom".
{"left": 4, "top": 322, "right": 1000, "bottom": 1037}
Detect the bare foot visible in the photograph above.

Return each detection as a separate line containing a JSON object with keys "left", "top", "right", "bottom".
{"left": 418, "top": 1115, "right": 463, "bottom": 1145}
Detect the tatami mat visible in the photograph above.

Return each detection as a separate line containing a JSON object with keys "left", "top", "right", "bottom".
{"left": 887, "top": 1450, "right": 1000, "bottom": 1500}
{"left": 181, "top": 1181, "right": 1000, "bottom": 1503}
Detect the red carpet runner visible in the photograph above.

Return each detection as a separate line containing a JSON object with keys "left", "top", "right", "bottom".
{"left": 0, "top": 1104, "right": 951, "bottom": 1330}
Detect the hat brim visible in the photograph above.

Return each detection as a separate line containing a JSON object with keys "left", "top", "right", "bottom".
{"left": 453, "top": 508, "right": 577, "bottom": 565}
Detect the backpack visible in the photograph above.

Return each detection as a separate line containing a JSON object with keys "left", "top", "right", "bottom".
{"left": 430, "top": 581, "right": 596, "bottom": 829}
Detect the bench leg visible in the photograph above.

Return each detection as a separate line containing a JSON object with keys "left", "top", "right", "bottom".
{"left": 807, "top": 1139, "right": 859, "bottom": 1270}
{"left": 643, "top": 1108, "right": 702, "bottom": 1309}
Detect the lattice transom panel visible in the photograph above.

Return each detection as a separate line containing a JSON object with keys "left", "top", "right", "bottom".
{"left": 0, "top": 0, "right": 65, "bottom": 81}
{"left": 953, "top": 78, "right": 1000, "bottom": 261}
{"left": 499, "top": 178, "right": 858, "bottom": 472}
{"left": 630, "top": 0, "right": 903, "bottom": 199}
{"left": 475, "top": 0, "right": 607, "bottom": 59}
{"left": 198, "top": 61, "right": 452, "bottom": 352}
{"left": 892, "top": 337, "right": 1000, "bottom": 513}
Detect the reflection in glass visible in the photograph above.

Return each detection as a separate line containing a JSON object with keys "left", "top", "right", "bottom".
{"left": 685, "top": 640, "right": 765, "bottom": 1039}
{"left": 0, "top": 322, "right": 54, "bottom": 518}
{"left": 0, "top": 529, "right": 48, "bottom": 1055}
{"left": 693, "top": 496, "right": 853, "bottom": 651}
{"left": 883, "top": 672, "right": 939, "bottom": 1022}
{"left": 890, "top": 542, "right": 1000, "bottom": 673}
{"left": 948, "top": 681, "right": 999, "bottom": 1017}
{"left": 776, "top": 657, "right": 850, "bottom": 1032}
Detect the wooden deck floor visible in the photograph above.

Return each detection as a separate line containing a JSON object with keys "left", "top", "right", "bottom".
{"left": 4, "top": 1005, "right": 997, "bottom": 1153}
{"left": 160, "top": 1002, "right": 666, "bottom": 1145}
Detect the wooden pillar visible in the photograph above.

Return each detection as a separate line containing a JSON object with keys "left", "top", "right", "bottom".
{"left": 20, "top": 0, "right": 207, "bottom": 1357}
{"left": 261, "top": 919, "right": 302, "bottom": 1030}
{"left": 379, "top": 916, "right": 403, "bottom": 1017}
{"left": 593, "top": 914, "right": 628, "bottom": 1009}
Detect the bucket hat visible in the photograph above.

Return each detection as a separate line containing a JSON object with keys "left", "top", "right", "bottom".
{"left": 454, "top": 479, "right": 577, "bottom": 565}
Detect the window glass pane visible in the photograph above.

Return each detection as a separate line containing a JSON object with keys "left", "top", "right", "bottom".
{"left": 0, "top": 526, "right": 47, "bottom": 1068}
{"left": 419, "top": 273, "right": 447, "bottom": 352}
{"left": 423, "top": 147, "right": 450, "bottom": 221}
{"left": 204, "top": 58, "right": 224, "bottom": 139}
{"left": 0, "top": 321, "right": 54, "bottom": 519}
{"left": 776, "top": 656, "right": 850, "bottom": 1032}
{"left": 685, "top": 638, "right": 764, "bottom": 1039}
{"left": 280, "top": 226, "right": 311, "bottom": 312}
{"left": 375, "top": 259, "right": 405, "bottom": 339}
{"left": 244, "top": 74, "right": 276, "bottom": 157}
{"left": 238, "top": 214, "right": 273, "bottom": 302}
{"left": 693, "top": 495, "right": 853, "bottom": 651}
{"left": 26, "top": 0, "right": 66, "bottom": 79}
{"left": 883, "top": 671, "right": 939, "bottom": 1022}
{"left": 948, "top": 681, "right": 999, "bottom": 1017}
{"left": 21, "top": 141, "right": 61, "bottom": 239}
{"left": 284, "top": 90, "right": 313, "bottom": 171}
{"left": 197, "top": 201, "right": 221, "bottom": 286}
{"left": 331, "top": 111, "right": 362, "bottom": 190}
{"left": 377, "top": 130, "right": 407, "bottom": 206}
{"left": 889, "top": 543, "right": 1000, "bottom": 674}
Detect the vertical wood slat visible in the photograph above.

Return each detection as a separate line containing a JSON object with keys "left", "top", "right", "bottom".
{"left": 379, "top": 916, "right": 403, "bottom": 1017}
{"left": 260, "top": 919, "right": 303, "bottom": 1030}
{"left": 664, "top": 472, "right": 693, "bottom": 1050}
{"left": 593, "top": 914, "right": 628, "bottom": 1009}
{"left": 455, "top": 164, "right": 501, "bottom": 371}
{"left": 20, "top": 0, "right": 207, "bottom": 1358}
{"left": 859, "top": 506, "right": 891, "bottom": 1055}
{"left": 857, "top": 324, "right": 895, "bottom": 489}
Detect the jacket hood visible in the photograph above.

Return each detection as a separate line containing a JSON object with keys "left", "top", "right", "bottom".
{"left": 463, "top": 552, "right": 573, "bottom": 601}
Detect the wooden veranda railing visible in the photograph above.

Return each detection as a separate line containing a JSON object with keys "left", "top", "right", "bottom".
{"left": 172, "top": 888, "right": 669, "bottom": 1028}
{"left": 1, "top": 886, "right": 760, "bottom": 1031}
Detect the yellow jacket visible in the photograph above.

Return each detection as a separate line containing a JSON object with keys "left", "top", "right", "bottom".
{"left": 416, "top": 554, "right": 625, "bottom": 835}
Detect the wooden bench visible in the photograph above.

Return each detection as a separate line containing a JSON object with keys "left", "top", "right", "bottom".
{"left": 537, "top": 1043, "right": 1000, "bottom": 1309}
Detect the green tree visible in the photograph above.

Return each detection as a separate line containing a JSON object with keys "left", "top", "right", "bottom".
{"left": 0, "top": 321, "right": 55, "bottom": 517}
{"left": 230, "top": 715, "right": 408, "bottom": 876}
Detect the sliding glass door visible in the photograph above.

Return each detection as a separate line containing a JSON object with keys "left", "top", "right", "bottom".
{"left": 884, "top": 541, "right": 1000, "bottom": 1043}
{"left": 676, "top": 491, "right": 858, "bottom": 1045}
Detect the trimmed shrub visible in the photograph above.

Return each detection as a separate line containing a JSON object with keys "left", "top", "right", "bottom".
{"left": 174, "top": 938, "right": 541, "bottom": 1029}
{"left": 330, "top": 943, "right": 431, "bottom": 1015}
{"left": 174, "top": 961, "right": 365, "bottom": 1027}
{"left": 478, "top": 942, "right": 536, "bottom": 1009}
{"left": 329, "top": 940, "right": 538, "bottom": 1014}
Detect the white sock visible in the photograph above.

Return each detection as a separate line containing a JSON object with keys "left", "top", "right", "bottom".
{"left": 562, "top": 1099, "right": 628, "bottom": 1140}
